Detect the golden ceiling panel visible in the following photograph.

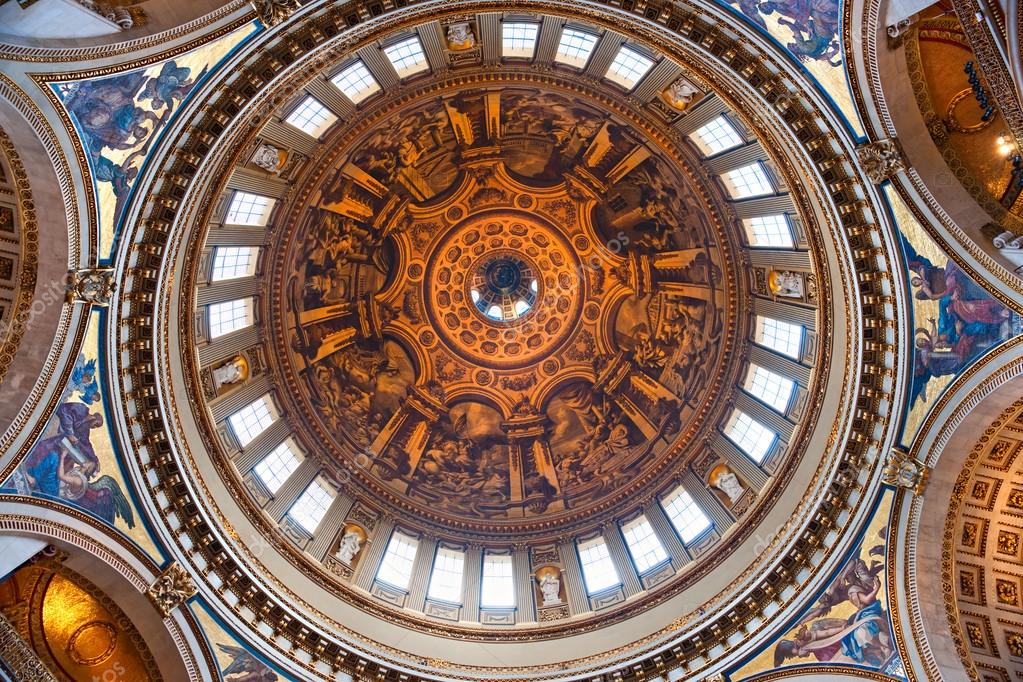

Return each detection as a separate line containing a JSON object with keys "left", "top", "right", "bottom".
{"left": 0, "top": 557, "right": 160, "bottom": 682}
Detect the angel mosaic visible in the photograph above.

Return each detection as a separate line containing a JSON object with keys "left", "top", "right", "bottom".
{"left": 727, "top": 0, "right": 842, "bottom": 65}
{"left": 59, "top": 60, "right": 204, "bottom": 225}
{"left": 902, "top": 233, "right": 1019, "bottom": 407}
{"left": 7, "top": 354, "right": 134, "bottom": 529}
{"left": 217, "top": 643, "right": 278, "bottom": 681}
{"left": 773, "top": 529, "right": 894, "bottom": 668}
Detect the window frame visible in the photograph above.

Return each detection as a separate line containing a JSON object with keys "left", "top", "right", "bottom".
{"left": 576, "top": 536, "right": 622, "bottom": 595}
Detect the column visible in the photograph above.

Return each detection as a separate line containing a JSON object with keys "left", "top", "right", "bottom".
{"left": 749, "top": 344, "right": 811, "bottom": 385}
{"left": 265, "top": 459, "right": 319, "bottom": 520}
{"left": 702, "top": 143, "right": 765, "bottom": 176}
{"left": 406, "top": 537, "right": 437, "bottom": 610}
{"left": 208, "top": 374, "right": 272, "bottom": 423}
{"left": 557, "top": 540, "right": 589, "bottom": 615}
{"left": 631, "top": 59, "right": 681, "bottom": 103}
{"left": 681, "top": 471, "right": 733, "bottom": 532}
{"left": 513, "top": 547, "right": 536, "bottom": 623}
{"left": 462, "top": 546, "right": 483, "bottom": 622}
{"left": 644, "top": 502, "right": 690, "bottom": 566}
{"left": 584, "top": 31, "right": 624, "bottom": 78}
{"left": 477, "top": 13, "right": 501, "bottom": 63}
{"left": 603, "top": 527, "right": 643, "bottom": 598}
{"left": 227, "top": 166, "right": 290, "bottom": 197}
{"left": 748, "top": 249, "right": 812, "bottom": 271}
{"left": 354, "top": 517, "right": 395, "bottom": 590}
{"left": 753, "top": 296, "right": 816, "bottom": 329}
{"left": 669, "top": 95, "right": 727, "bottom": 136}
{"left": 731, "top": 195, "right": 795, "bottom": 220}
{"left": 356, "top": 45, "right": 400, "bottom": 90}
{"left": 205, "top": 226, "right": 267, "bottom": 247}
{"left": 198, "top": 325, "right": 260, "bottom": 367}
{"left": 306, "top": 77, "right": 355, "bottom": 119}
{"left": 711, "top": 433, "right": 770, "bottom": 490}
{"left": 196, "top": 276, "right": 260, "bottom": 306}
{"left": 734, "top": 391, "right": 794, "bottom": 442}
{"left": 533, "top": 15, "right": 562, "bottom": 64}
{"left": 232, "top": 419, "right": 290, "bottom": 473}
{"left": 307, "top": 492, "right": 356, "bottom": 560}
{"left": 261, "top": 118, "right": 317, "bottom": 156}
{"left": 416, "top": 22, "right": 447, "bottom": 73}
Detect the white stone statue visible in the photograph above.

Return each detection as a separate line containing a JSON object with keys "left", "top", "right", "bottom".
{"left": 664, "top": 78, "right": 699, "bottom": 110}
{"left": 252, "top": 143, "right": 283, "bottom": 173}
{"left": 446, "top": 22, "right": 476, "bottom": 50}
{"left": 212, "top": 356, "right": 247, "bottom": 388}
{"left": 769, "top": 270, "right": 804, "bottom": 299}
{"left": 336, "top": 529, "right": 363, "bottom": 565}
{"left": 712, "top": 467, "right": 746, "bottom": 504}
{"left": 538, "top": 571, "right": 561, "bottom": 606}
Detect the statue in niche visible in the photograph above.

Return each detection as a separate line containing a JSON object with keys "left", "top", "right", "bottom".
{"left": 663, "top": 78, "right": 700, "bottom": 110}
{"left": 769, "top": 270, "right": 805, "bottom": 299}
{"left": 537, "top": 568, "right": 562, "bottom": 607}
{"left": 252, "top": 143, "right": 284, "bottom": 173}
{"left": 212, "top": 356, "right": 249, "bottom": 388}
{"left": 710, "top": 464, "right": 746, "bottom": 504}
{"left": 446, "top": 22, "right": 476, "bottom": 50}
{"left": 336, "top": 527, "right": 364, "bottom": 565}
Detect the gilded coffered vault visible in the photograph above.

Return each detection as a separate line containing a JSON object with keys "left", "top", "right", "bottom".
{"left": 0, "top": 0, "right": 1021, "bottom": 680}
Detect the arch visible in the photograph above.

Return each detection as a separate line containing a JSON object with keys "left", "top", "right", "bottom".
{"left": 847, "top": 0, "right": 1023, "bottom": 300}
{"left": 0, "top": 92, "right": 82, "bottom": 461}
{"left": 897, "top": 335, "right": 1023, "bottom": 680}
{"left": 0, "top": 498, "right": 217, "bottom": 682}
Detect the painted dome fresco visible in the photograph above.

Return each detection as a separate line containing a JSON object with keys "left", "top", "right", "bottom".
{"left": 273, "top": 80, "right": 739, "bottom": 534}
{"left": 6, "top": 0, "right": 1023, "bottom": 680}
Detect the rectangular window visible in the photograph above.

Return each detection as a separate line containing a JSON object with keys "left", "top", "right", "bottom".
{"left": 253, "top": 440, "right": 303, "bottom": 494}
{"left": 384, "top": 36, "right": 430, "bottom": 78}
{"left": 480, "top": 554, "right": 516, "bottom": 608}
{"left": 211, "top": 246, "right": 259, "bottom": 281}
{"left": 744, "top": 364, "right": 795, "bottom": 413}
{"left": 331, "top": 60, "right": 381, "bottom": 104}
{"left": 376, "top": 531, "right": 420, "bottom": 591}
{"left": 691, "top": 116, "right": 744, "bottom": 156}
{"left": 725, "top": 409, "right": 776, "bottom": 463}
{"left": 228, "top": 395, "right": 277, "bottom": 447}
{"left": 502, "top": 22, "right": 539, "bottom": 58}
{"left": 554, "top": 27, "right": 599, "bottom": 68}
{"left": 605, "top": 45, "right": 654, "bottom": 90}
{"left": 577, "top": 537, "right": 620, "bottom": 594}
{"left": 755, "top": 316, "right": 803, "bottom": 359}
{"left": 722, "top": 162, "right": 774, "bottom": 199}
{"left": 621, "top": 516, "right": 668, "bottom": 574}
{"left": 661, "top": 486, "right": 712, "bottom": 543}
{"left": 208, "top": 298, "right": 254, "bottom": 339}
{"left": 225, "top": 192, "right": 275, "bottom": 227}
{"left": 744, "top": 215, "right": 794, "bottom": 248}
{"left": 284, "top": 96, "right": 337, "bottom": 138}
{"left": 427, "top": 547, "right": 465, "bottom": 604}
{"left": 287, "top": 477, "right": 335, "bottom": 534}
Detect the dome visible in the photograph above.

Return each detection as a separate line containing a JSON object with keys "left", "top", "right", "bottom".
{"left": 117, "top": 1, "right": 884, "bottom": 675}
{"left": 13, "top": 0, "right": 1023, "bottom": 679}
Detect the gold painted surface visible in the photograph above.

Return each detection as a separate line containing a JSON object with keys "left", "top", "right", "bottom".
{"left": 916, "top": 17, "right": 1015, "bottom": 212}
{"left": 0, "top": 561, "right": 159, "bottom": 681}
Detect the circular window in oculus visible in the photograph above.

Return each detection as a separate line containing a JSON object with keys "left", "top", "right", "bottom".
{"left": 469, "top": 255, "right": 538, "bottom": 322}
